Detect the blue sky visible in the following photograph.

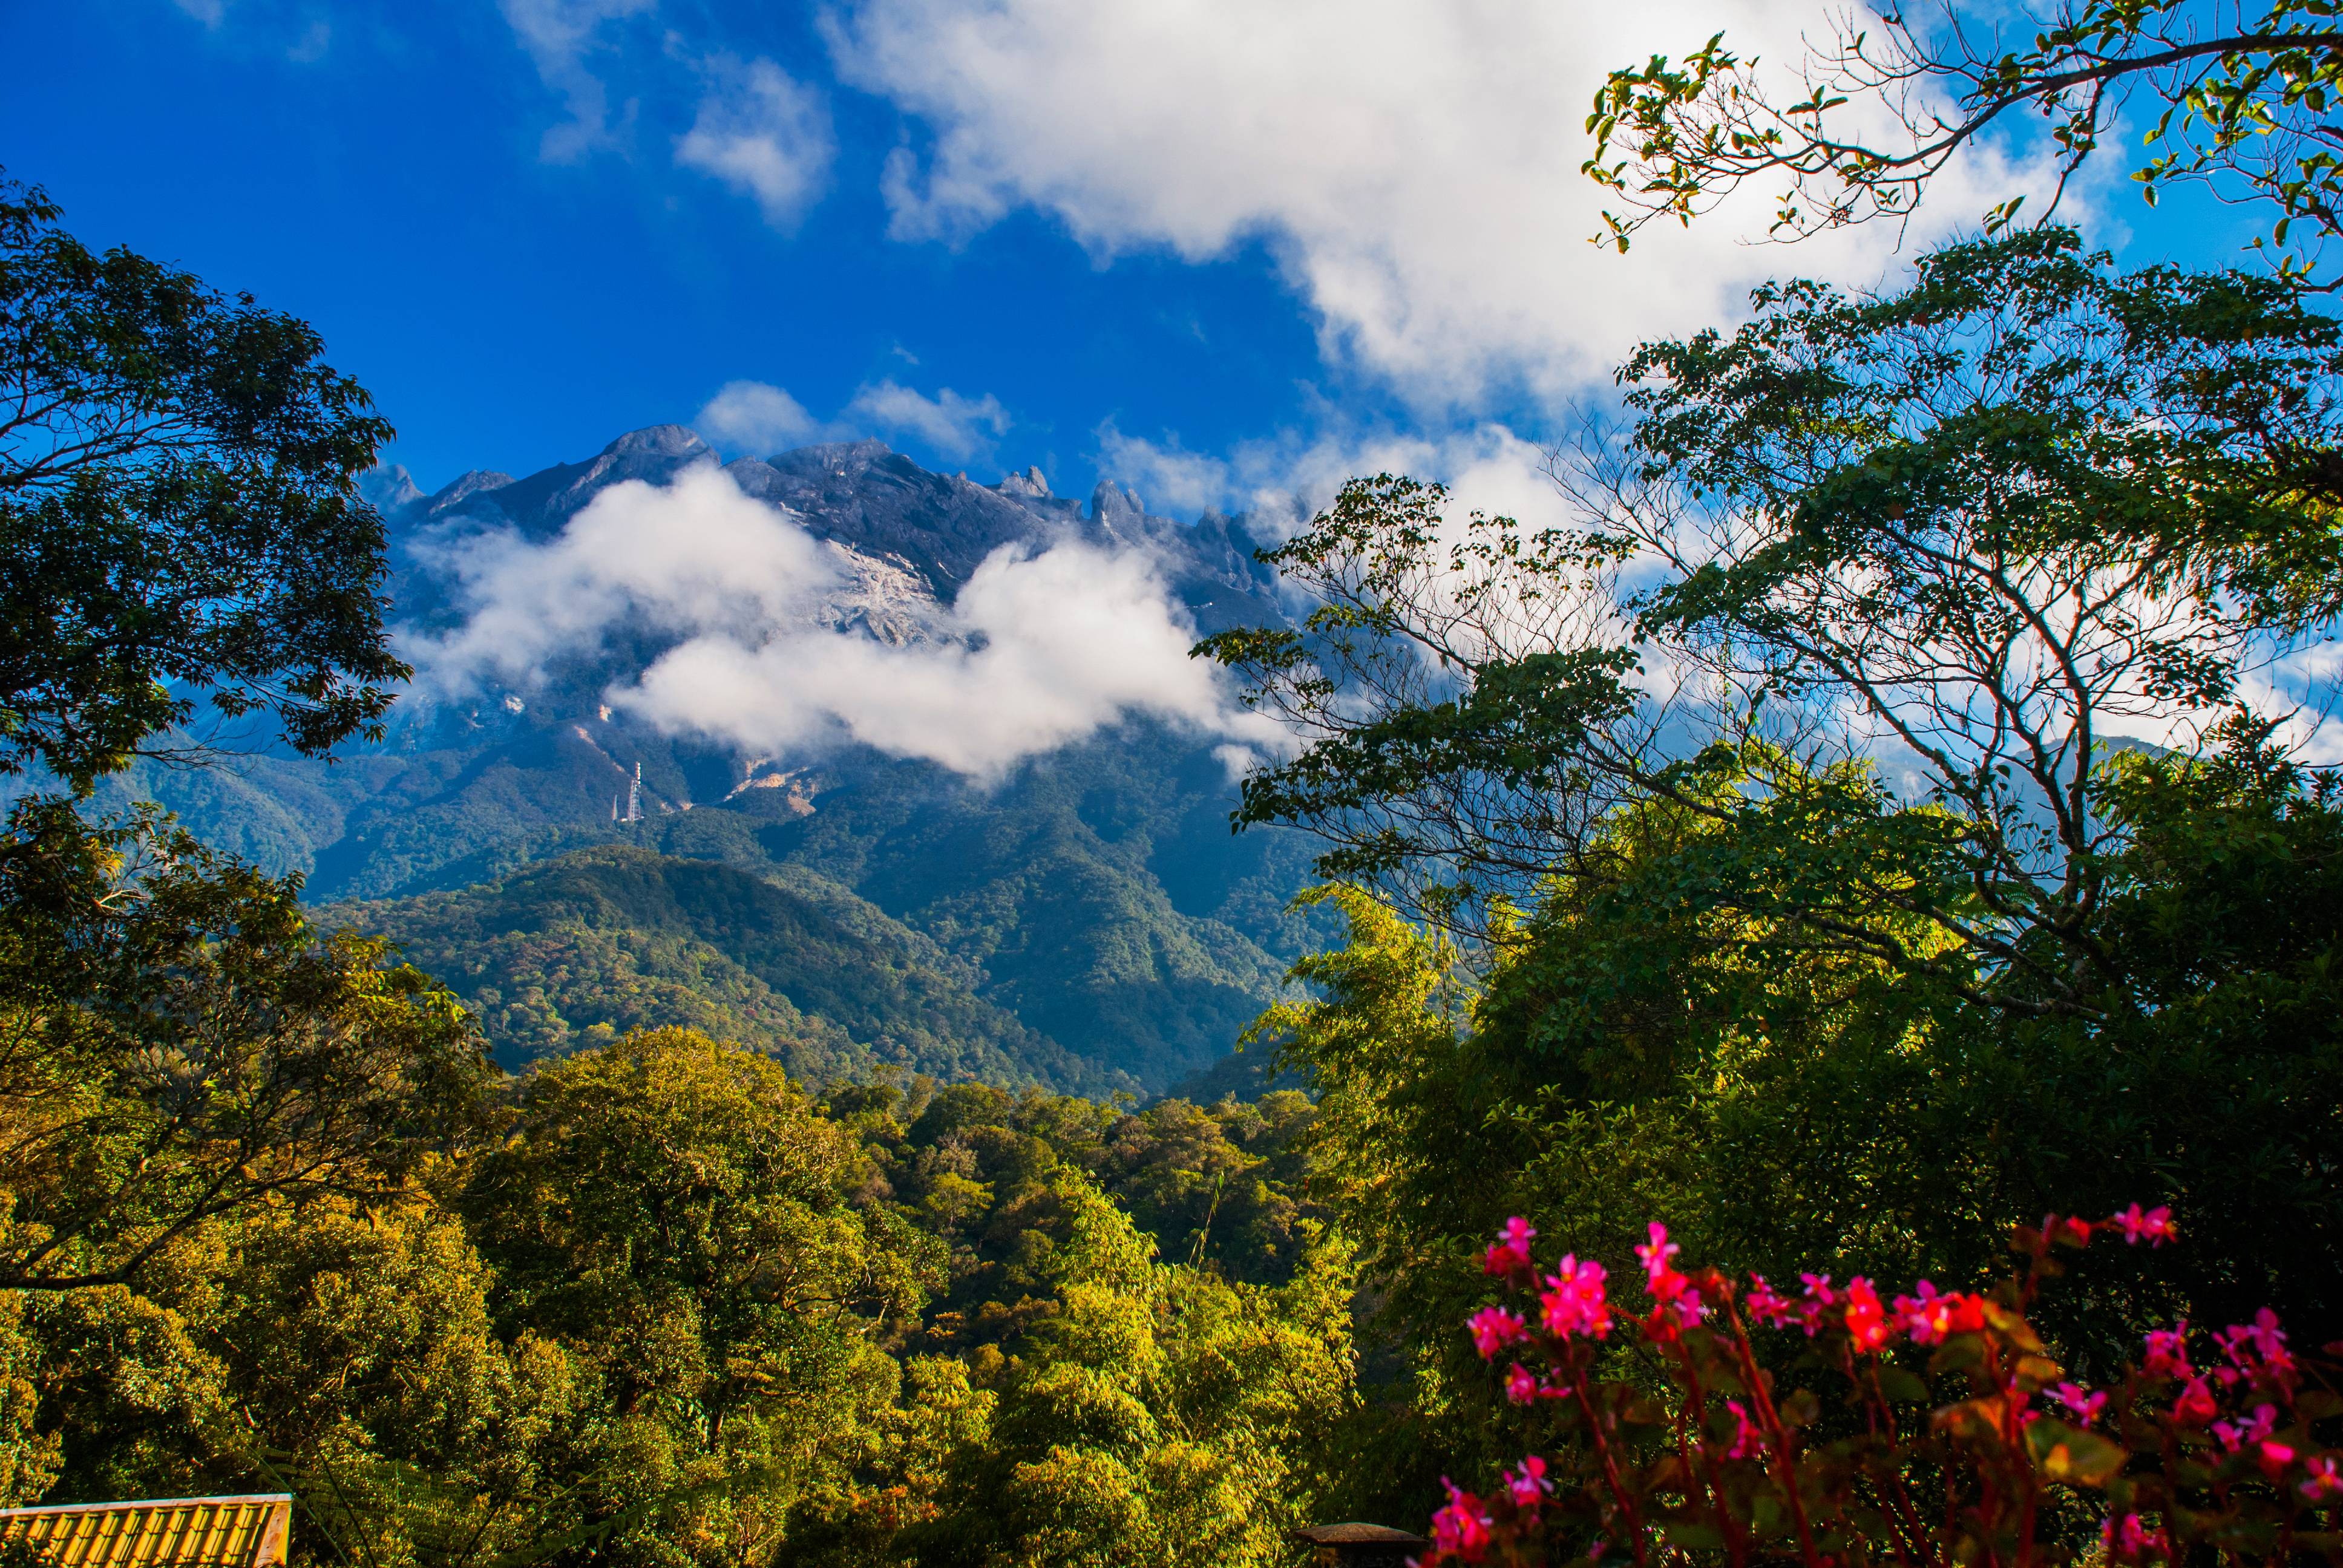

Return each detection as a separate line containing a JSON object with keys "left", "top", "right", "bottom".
{"left": 3, "top": 0, "right": 2257, "bottom": 517}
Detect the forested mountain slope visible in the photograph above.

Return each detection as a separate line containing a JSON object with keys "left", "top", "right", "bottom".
{"left": 85, "top": 430, "right": 1319, "bottom": 1093}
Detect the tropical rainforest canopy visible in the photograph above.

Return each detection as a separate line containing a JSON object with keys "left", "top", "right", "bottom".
{"left": 5, "top": 10, "right": 2343, "bottom": 1555}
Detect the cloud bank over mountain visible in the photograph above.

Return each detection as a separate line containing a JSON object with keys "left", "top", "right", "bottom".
{"left": 403, "top": 463, "right": 1280, "bottom": 778}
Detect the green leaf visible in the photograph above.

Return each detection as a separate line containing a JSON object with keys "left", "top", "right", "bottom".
{"left": 2025, "top": 1419, "right": 2127, "bottom": 1486}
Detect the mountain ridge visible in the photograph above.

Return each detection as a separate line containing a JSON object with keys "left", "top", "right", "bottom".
{"left": 99, "top": 430, "right": 1322, "bottom": 1094}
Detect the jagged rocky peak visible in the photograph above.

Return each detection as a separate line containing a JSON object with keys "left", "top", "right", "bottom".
{"left": 770, "top": 438, "right": 897, "bottom": 480}
{"left": 1089, "top": 479, "right": 1145, "bottom": 523}
{"left": 425, "top": 469, "right": 518, "bottom": 516}
{"left": 996, "top": 465, "right": 1050, "bottom": 500}
{"left": 362, "top": 463, "right": 424, "bottom": 512}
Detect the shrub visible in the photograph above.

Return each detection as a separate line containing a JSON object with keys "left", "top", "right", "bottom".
{"left": 1424, "top": 1209, "right": 2342, "bottom": 1566}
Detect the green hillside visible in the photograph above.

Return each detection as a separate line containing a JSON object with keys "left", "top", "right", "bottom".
{"left": 218, "top": 724, "right": 1335, "bottom": 1093}
{"left": 326, "top": 844, "right": 1129, "bottom": 1093}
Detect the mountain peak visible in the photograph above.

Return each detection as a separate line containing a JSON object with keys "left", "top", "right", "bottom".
{"left": 773, "top": 438, "right": 896, "bottom": 476}
{"left": 601, "top": 425, "right": 710, "bottom": 461}
{"left": 362, "top": 462, "right": 423, "bottom": 512}
{"left": 997, "top": 465, "right": 1050, "bottom": 500}
{"left": 1090, "top": 479, "right": 1144, "bottom": 523}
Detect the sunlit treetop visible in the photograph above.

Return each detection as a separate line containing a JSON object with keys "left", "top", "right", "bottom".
{"left": 1585, "top": 0, "right": 2343, "bottom": 284}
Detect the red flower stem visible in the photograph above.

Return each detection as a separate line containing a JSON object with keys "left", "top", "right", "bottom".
{"left": 1669, "top": 1338, "right": 1750, "bottom": 1568}
{"left": 1571, "top": 1361, "right": 1651, "bottom": 1568}
{"left": 1856, "top": 1358, "right": 1929, "bottom": 1568}
{"left": 1719, "top": 1298, "right": 1823, "bottom": 1568}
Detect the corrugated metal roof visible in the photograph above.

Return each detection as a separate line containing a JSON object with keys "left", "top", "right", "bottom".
{"left": 0, "top": 1495, "right": 292, "bottom": 1568}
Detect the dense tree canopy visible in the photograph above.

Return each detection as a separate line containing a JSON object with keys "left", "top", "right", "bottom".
{"left": 0, "top": 171, "right": 405, "bottom": 789}
{"left": 0, "top": 800, "right": 492, "bottom": 1293}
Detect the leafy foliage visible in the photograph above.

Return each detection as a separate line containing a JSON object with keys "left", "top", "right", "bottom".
{"left": 0, "top": 800, "right": 493, "bottom": 1292}
{"left": 1424, "top": 1210, "right": 2342, "bottom": 1568}
{"left": 1205, "top": 232, "right": 2343, "bottom": 987}
{"left": 0, "top": 172, "right": 404, "bottom": 788}
{"left": 326, "top": 845, "right": 1110, "bottom": 1091}
{"left": 1584, "top": 0, "right": 2343, "bottom": 283}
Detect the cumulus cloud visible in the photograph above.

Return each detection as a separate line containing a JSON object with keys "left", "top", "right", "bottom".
{"left": 676, "top": 54, "right": 837, "bottom": 227}
{"left": 826, "top": 0, "right": 2065, "bottom": 405}
{"left": 1097, "top": 416, "right": 1572, "bottom": 544}
{"left": 692, "top": 377, "right": 1017, "bottom": 462}
{"left": 1094, "top": 422, "right": 1231, "bottom": 518}
{"left": 844, "top": 380, "right": 1011, "bottom": 460}
{"left": 624, "top": 536, "right": 1279, "bottom": 774}
{"left": 406, "top": 465, "right": 1274, "bottom": 777}
{"left": 500, "top": 0, "right": 655, "bottom": 162}
{"left": 696, "top": 380, "right": 825, "bottom": 454}
{"left": 405, "top": 464, "right": 840, "bottom": 694}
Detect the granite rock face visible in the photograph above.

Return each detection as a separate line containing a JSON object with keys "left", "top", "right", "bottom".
{"left": 384, "top": 425, "right": 1286, "bottom": 636}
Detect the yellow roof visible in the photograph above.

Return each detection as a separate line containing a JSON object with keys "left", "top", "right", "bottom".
{"left": 0, "top": 1495, "right": 291, "bottom": 1568}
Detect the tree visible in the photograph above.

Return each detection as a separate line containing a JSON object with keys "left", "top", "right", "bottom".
{"left": 1584, "top": 0, "right": 2343, "bottom": 284}
{"left": 1204, "top": 229, "right": 2343, "bottom": 1010}
{"left": 804, "top": 1171, "right": 1358, "bottom": 1568}
{"left": 0, "top": 170, "right": 405, "bottom": 789}
{"left": 460, "top": 1028, "right": 942, "bottom": 1568}
{"left": 0, "top": 800, "right": 494, "bottom": 1293}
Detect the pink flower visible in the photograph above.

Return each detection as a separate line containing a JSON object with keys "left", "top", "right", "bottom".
{"left": 1432, "top": 1481, "right": 1493, "bottom": 1561}
{"left": 1636, "top": 1222, "right": 1682, "bottom": 1293}
{"left": 1486, "top": 1216, "right": 1538, "bottom": 1278}
{"left": 1895, "top": 1281, "right": 1987, "bottom": 1345}
{"left": 2111, "top": 1203, "right": 2177, "bottom": 1247}
{"left": 1506, "top": 1455, "right": 1552, "bottom": 1510}
{"left": 2257, "top": 1441, "right": 2298, "bottom": 1481}
{"left": 1469, "top": 1305, "right": 1529, "bottom": 1360}
{"left": 1844, "top": 1277, "right": 1892, "bottom": 1351}
{"left": 1541, "top": 1255, "right": 1611, "bottom": 1341}
{"left": 2302, "top": 1454, "right": 2343, "bottom": 1503}
{"left": 1797, "top": 1273, "right": 1837, "bottom": 1336}
{"left": 1504, "top": 1362, "right": 1538, "bottom": 1405}
{"left": 2048, "top": 1382, "right": 2107, "bottom": 1425}
{"left": 2174, "top": 1376, "right": 2218, "bottom": 1427}
{"left": 2045, "top": 1214, "right": 2093, "bottom": 1247}
{"left": 2217, "top": 1308, "right": 2297, "bottom": 1393}
{"left": 1745, "top": 1273, "right": 1797, "bottom": 1329}
{"left": 1635, "top": 1222, "right": 1708, "bottom": 1333}
{"left": 2213, "top": 1402, "right": 2277, "bottom": 1452}
{"left": 2102, "top": 1514, "right": 2170, "bottom": 1563}
{"left": 1723, "top": 1399, "right": 1765, "bottom": 1460}
{"left": 2144, "top": 1321, "right": 2192, "bottom": 1379}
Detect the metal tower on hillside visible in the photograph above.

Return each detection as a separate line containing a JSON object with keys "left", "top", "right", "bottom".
{"left": 613, "top": 762, "right": 643, "bottom": 823}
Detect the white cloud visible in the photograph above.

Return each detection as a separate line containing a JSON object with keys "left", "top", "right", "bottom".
{"left": 1095, "top": 422, "right": 1230, "bottom": 518}
{"left": 623, "top": 536, "right": 1279, "bottom": 775}
{"left": 1095, "top": 415, "right": 1571, "bottom": 542}
{"left": 405, "top": 466, "right": 1276, "bottom": 778}
{"left": 172, "top": 0, "right": 225, "bottom": 24}
{"left": 845, "top": 380, "right": 1011, "bottom": 459}
{"left": 404, "top": 463, "right": 839, "bottom": 694}
{"left": 676, "top": 55, "right": 837, "bottom": 227}
{"left": 695, "top": 380, "right": 824, "bottom": 454}
{"left": 499, "top": 0, "right": 655, "bottom": 162}
{"left": 826, "top": 0, "right": 2062, "bottom": 407}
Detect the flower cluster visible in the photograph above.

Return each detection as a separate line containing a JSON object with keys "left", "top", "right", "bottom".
{"left": 1423, "top": 1206, "right": 2343, "bottom": 1567}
